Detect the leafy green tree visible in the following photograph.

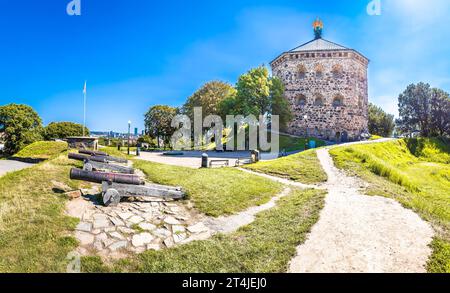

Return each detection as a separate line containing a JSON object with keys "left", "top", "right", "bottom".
{"left": 397, "top": 83, "right": 450, "bottom": 137}
{"left": 144, "top": 105, "right": 177, "bottom": 148}
{"left": 219, "top": 66, "right": 292, "bottom": 124}
{"left": 182, "top": 81, "right": 236, "bottom": 119}
{"left": 368, "top": 103, "right": 395, "bottom": 137}
{"left": 397, "top": 83, "right": 432, "bottom": 137}
{"left": 271, "top": 77, "right": 292, "bottom": 132}
{"left": 430, "top": 88, "right": 450, "bottom": 137}
{"left": 233, "top": 66, "right": 272, "bottom": 117}
{"left": 44, "top": 122, "right": 89, "bottom": 140}
{"left": 0, "top": 104, "right": 43, "bottom": 155}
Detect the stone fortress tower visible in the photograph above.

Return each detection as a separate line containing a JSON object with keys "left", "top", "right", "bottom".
{"left": 270, "top": 19, "right": 369, "bottom": 142}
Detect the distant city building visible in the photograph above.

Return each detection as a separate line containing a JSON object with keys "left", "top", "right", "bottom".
{"left": 270, "top": 19, "right": 369, "bottom": 142}
{"left": 134, "top": 128, "right": 138, "bottom": 136}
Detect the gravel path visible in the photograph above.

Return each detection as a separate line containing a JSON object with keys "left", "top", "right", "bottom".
{"left": 204, "top": 187, "right": 292, "bottom": 234}
{"left": 0, "top": 160, "right": 33, "bottom": 177}
{"left": 288, "top": 147, "right": 434, "bottom": 273}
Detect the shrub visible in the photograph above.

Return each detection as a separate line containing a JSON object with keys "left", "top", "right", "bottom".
{"left": 44, "top": 122, "right": 89, "bottom": 140}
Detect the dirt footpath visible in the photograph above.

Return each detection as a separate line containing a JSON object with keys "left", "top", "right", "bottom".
{"left": 289, "top": 147, "right": 434, "bottom": 273}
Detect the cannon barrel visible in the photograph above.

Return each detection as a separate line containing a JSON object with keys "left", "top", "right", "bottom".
{"left": 97, "top": 155, "right": 128, "bottom": 164}
{"left": 69, "top": 153, "right": 108, "bottom": 163}
{"left": 70, "top": 168, "right": 144, "bottom": 185}
{"left": 79, "top": 149, "right": 109, "bottom": 157}
{"left": 68, "top": 153, "right": 128, "bottom": 164}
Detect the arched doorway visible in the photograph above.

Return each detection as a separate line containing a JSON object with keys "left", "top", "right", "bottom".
{"left": 341, "top": 131, "right": 348, "bottom": 143}
{"left": 335, "top": 132, "right": 341, "bottom": 143}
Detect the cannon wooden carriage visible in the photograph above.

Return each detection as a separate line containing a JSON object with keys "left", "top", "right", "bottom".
{"left": 69, "top": 168, "right": 185, "bottom": 206}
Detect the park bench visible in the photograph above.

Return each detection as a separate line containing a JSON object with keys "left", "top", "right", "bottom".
{"left": 235, "top": 158, "right": 252, "bottom": 166}
{"left": 209, "top": 159, "right": 230, "bottom": 168}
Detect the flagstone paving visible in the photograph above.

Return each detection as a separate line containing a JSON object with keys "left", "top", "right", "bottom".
{"left": 69, "top": 187, "right": 213, "bottom": 260}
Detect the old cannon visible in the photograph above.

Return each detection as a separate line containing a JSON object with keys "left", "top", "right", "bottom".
{"left": 79, "top": 149, "right": 109, "bottom": 157}
{"left": 83, "top": 160, "right": 135, "bottom": 174}
{"left": 69, "top": 168, "right": 185, "bottom": 206}
{"left": 101, "top": 181, "right": 185, "bottom": 206}
{"left": 70, "top": 168, "right": 144, "bottom": 185}
{"left": 68, "top": 153, "right": 128, "bottom": 164}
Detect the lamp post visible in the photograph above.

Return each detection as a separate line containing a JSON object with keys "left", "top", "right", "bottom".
{"left": 127, "top": 120, "right": 131, "bottom": 155}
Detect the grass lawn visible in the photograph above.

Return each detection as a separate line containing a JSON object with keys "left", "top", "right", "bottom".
{"left": 369, "top": 135, "right": 383, "bottom": 141}
{"left": 329, "top": 138, "right": 450, "bottom": 273}
{"left": 279, "top": 135, "right": 325, "bottom": 152}
{"left": 98, "top": 146, "right": 132, "bottom": 158}
{"left": 81, "top": 188, "right": 326, "bottom": 273}
{"left": 13, "top": 141, "right": 68, "bottom": 161}
{"left": 243, "top": 149, "right": 327, "bottom": 184}
{"left": 133, "top": 160, "right": 283, "bottom": 217}
{"left": 0, "top": 154, "right": 85, "bottom": 272}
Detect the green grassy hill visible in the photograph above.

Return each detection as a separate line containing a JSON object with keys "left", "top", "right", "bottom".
{"left": 330, "top": 138, "right": 450, "bottom": 273}
{"left": 243, "top": 149, "right": 327, "bottom": 184}
{"left": 13, "top": 141, "right": 68, "bottom": 162}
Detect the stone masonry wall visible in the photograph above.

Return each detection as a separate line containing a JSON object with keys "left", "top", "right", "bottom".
{"left": 271, "top": 50, "right": 369, "bottom": 142}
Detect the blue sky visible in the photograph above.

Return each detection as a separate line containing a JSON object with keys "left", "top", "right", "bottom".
{"left": 1, "top": 0, "right": 449, "bottom": 132}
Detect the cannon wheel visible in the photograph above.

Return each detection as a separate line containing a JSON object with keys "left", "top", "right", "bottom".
{"left": 83, "top": 163, "right": 93, "bottom": 172}
{"left": 103, "top": 188, "right": 121, "bottom": 207}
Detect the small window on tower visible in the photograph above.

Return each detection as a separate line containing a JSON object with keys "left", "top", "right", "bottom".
{"left": 297, "top": 64, "right": 306, "bottom": 79}
{"left": 333, "top": 95, "right": 344, "bottom": 107}
{"left": 314, "top": 94, "right": 324, "bottom": 106}
{"left": 332, "top": 64, "right": 343, "bottom": 78}
{"left": 315, "top": 64, "right": 324, "bottom": 77}
{"left": 295, "top": 94, "right": 307, "bottom": 107}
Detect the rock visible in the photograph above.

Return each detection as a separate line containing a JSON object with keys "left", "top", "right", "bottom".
{"left": 96, "top": 233, "right": 108, "bottom": 241}
{"left": 153, "top": 228, "right": 171, "bottom": 238}
{"left": 109, "top": 241, "right": 128, "bottom": 251}
{"left": 175, "top": 216, "right": 188, "bottom": 221}
{"left": 183, "top": 231, "right": 212, "bottom": 244}
{"left": 75, "top": 231, "right": 95, "bottom": 246}
{"left": 173, "top": 233, "right": 187, "bottom": 244}
{"left": 163, "top": 237, "right": 175, "bottom": 248}
{"left": 102, "top": 238, "right": 116, "bottom": 248}
{"left": 138, "top": 222, "right": 156, "bottom": 231}
{"left": 169, "top": 206, "right": 182, "bottom": 213}
{"left": 109, "top": 232, "right": 125, "bottom": 240}
{"left": 172, "top": 225, "right": 186, "bottom": 234}
{"left": 110, "top": 217, "right": 125, "bottom": 227}
{"left": 104, "top": 227, "right": 116, "bottom": 233}
{"left": 147, "top": 244, "right": 161, "bottom": 251}
{"left": 128, "top": 215, "right": 144, "bottom": 224}
{"left": 66, "top": 190, "right": 82, "bottom": 200}
{"left": 91, "top": 229, "right": 102, "bottom": 235}
{"left": 93, "top": 218, "right": 111, "bottom": 229}
{"left": 164, "top": 216, "right": 181, "bottom": 225}
{"left": 76, "top": 222, "right": 92, "bottom": 233}
{"left": 118, "top": 212, "right": 134, "bottom": 221}
{"left": 93, "top": 213, "right": 108, "bottom": 220}
{"left": 82, "top": 211, "right": 94, "bottom": 221}
{"left": 117, "top": 226, "right": 134, "bottom": 234}
{"left": 141, "top": 213, "right": 153, "bottom": 221}
{"left": 52, "top": 180, "right": 72, "bottom": 192}
{"left": 187, "top": 222, "right": 209, "bottom": 233}
{"left": 132, "top": 233, "right": 154, "bottom": 247}
{"left": 93, "top": 241, "right": 103, "bottom": 251}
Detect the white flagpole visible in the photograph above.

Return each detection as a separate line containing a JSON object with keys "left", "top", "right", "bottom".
{"left": 83, "top": 81, "right": 87, "bottom": 137}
